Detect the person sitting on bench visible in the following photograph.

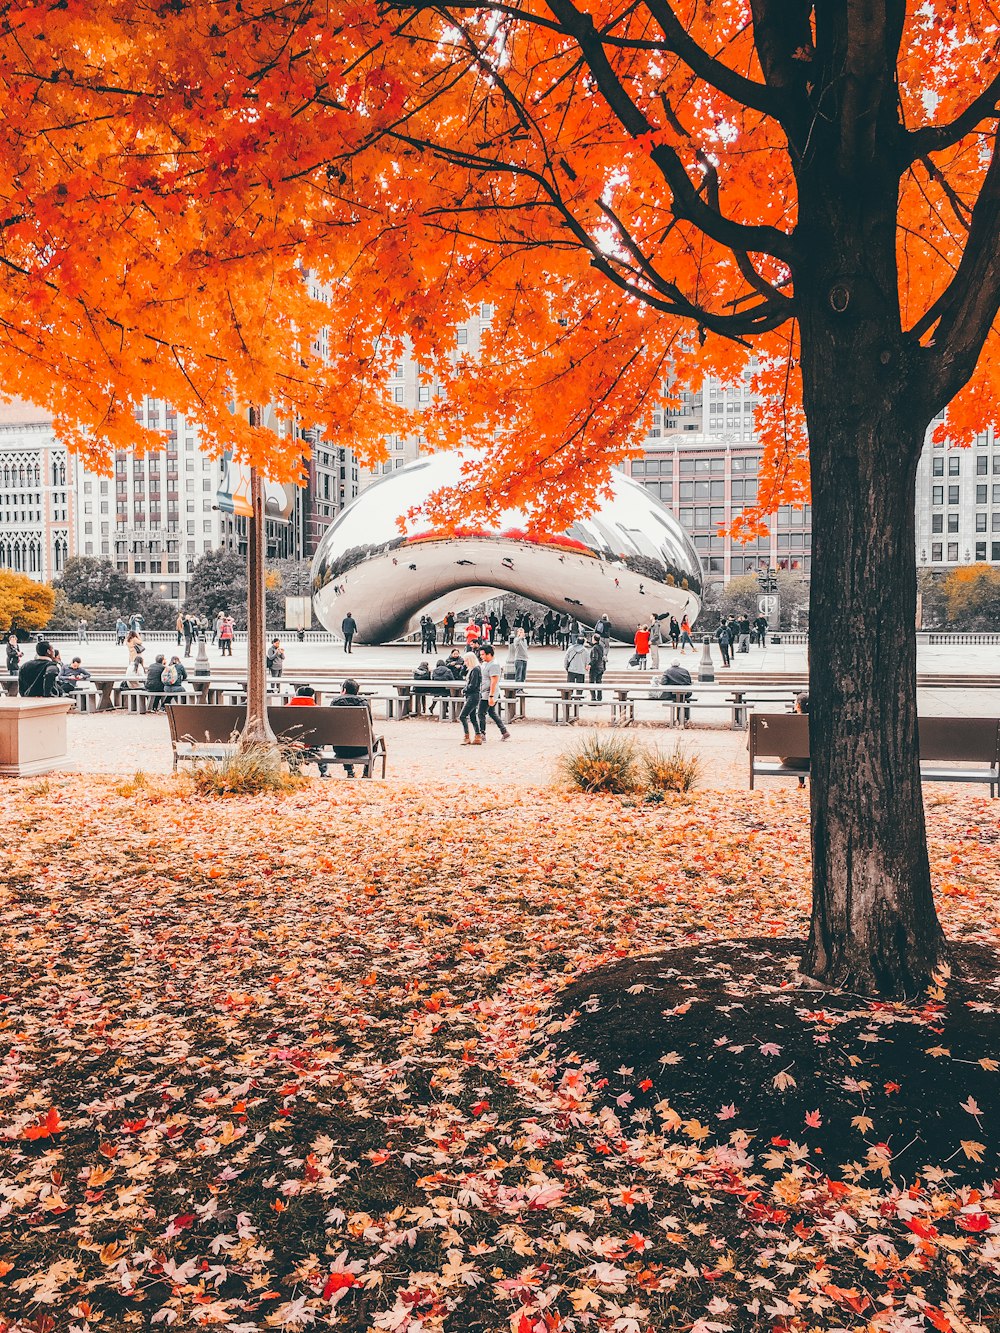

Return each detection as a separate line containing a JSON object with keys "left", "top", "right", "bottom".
{"left": 659, "top": 659, "right": 693, "bottom": 726}
{"left": 330, "top": 678, "right": 372, "bottom": 776}
{"left": 781, "top": 692, "right": 810, "bottom": 787}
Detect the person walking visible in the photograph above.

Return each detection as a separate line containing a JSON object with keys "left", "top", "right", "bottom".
{"left": 459, "top": 651, "right": 484, "bottom": 744}
{"left": 507, "top": 627, "right": 529, "bottom": 685}
{"left": 564, "top": 635, "right": 588, "bottom": 692}
{"left": 341, "top": 612, "right": 357, "bottom": 653}
{"left": 679, "top": 615, "right": 694, "bottom": 653}
{"left": 6, "top": 633, "right": 22, "bottom": 677}
{"left": 668, "top": 616, "right": 680, "bottom": 651}
{"left": 115, "top": 616, "right": 128, "bottom": 647}
{"left": 477, "top": 644, "right": 512, "bottom": 742}
{"left": 633, "top": 623, "right": 650, "bottom": 669}
{"left": 218, "top": 614, "right": 235, "bottom": 656}
{"left": 588, "top": 634, "right": 606, "bottom": 701}
{"left": 77, "top": 618, "right": 88, "bottom": 644}
{"left": 266, "top": 638, "right": 285, "bottom": 678}
{"left": 716, "top": 620, "right": 732, "bottom": 667}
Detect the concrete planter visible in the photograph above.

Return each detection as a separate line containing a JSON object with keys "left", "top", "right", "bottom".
{"left": 0, "top": 698, "right": 74, "bottom": 777}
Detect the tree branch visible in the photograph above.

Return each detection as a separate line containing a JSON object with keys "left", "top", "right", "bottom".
{"left": 922, "top": 127, "right": 1000, "bottom": 406}
{"left": 640, "top": 0, "right": 778, "bottom": 117}
{"left": 904, "top": 72, "right": 1000, "bottom": 161}
{"left": 544, "top": 0, "right": 797, "bottom": 264}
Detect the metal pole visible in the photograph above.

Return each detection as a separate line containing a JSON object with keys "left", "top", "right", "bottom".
{"left": 242, "top": 462, "right": 276, "bottom": 747}
{"left": 697, "top": 635, "right": 715, "bottom": 683}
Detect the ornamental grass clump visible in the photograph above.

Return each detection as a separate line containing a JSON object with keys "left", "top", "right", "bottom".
{"left": 187, "top": 741, "right": 305, "bottom": 797}
{"left": 561, "top": 732, "right": 639, "bottom": 794}
{"left": 643, "top": 741, "right": 702, "bottom": 794}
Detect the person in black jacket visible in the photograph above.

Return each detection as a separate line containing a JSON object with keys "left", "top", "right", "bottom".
{"left": 341, "top": 613, "right": 357, "bottom": 653}
{"left": 6, "top": 634, "right": 22, "bottom": 677}
{"left": 145, "top": 654, "right": 167, "bottom": 711}
{"left": 330, "top": 678, "right": 371, "bottom": 776}
{"left": 18, "top": 642, "right": 61, "bottom": 697}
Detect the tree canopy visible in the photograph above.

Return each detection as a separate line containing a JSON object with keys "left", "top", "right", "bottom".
{"left": 0, "top": 1, "right": 997, "bottom": 522}
{"left": 0, "top": 571, "right": 54, "bottom": 636}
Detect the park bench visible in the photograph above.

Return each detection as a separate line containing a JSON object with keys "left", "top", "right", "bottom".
{"left": 165, "top": 702, "right": 387, "bottom": 777}
{"left": 749, "top": 713, "right": 1000, "bottom": 795}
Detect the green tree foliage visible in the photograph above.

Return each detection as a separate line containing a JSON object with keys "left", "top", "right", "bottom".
{"left": 56, "top": 558, "right": 149, "bottom": 618}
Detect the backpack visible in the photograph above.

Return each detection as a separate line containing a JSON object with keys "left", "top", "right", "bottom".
{"left": 162, "top": 664, "right": 179, "bottom": 686}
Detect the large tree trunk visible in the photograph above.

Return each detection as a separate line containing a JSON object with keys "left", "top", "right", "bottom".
{"left": 799, "top": 375, "right": 945, "bottom": 996}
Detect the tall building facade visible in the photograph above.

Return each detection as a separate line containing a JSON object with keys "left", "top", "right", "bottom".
{"left": 914, "top": 425, "right": 1000, "bottom": 571}
{"left": 0, "top": 399, "right": 73, "bottom": 581}
{"left": 357, "top": 305, "right": 495, "bottom": 489}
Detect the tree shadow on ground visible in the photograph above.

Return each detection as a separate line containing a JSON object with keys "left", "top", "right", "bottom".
{"left": 546, "top": 938, "right": 1000, "bottom": 1186}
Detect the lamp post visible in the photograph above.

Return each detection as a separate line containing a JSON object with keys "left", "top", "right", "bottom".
{"left": 241, "top": 454, "right": 276, "bottom": 748}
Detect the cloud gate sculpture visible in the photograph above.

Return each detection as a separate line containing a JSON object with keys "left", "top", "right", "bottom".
{"left": 311, "top": 454, "right": 703, "bottom": 644}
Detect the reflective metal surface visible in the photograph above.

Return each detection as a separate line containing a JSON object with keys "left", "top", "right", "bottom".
{"left": 311, "top": 454, "right": 703, "bottom": 643}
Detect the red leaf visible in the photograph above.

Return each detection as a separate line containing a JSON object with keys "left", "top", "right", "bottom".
{"left": 23, "top": 1107, "right": 63, "bottom": 1141}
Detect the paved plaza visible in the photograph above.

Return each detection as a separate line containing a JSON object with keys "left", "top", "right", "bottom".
{"left": 47, "top": 635, "right": 1000, "bottom": 786}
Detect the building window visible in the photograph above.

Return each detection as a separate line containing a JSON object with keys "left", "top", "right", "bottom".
{"left": 932, "top": 457, "right": 944, "bottom": 476}
{"left": 932, "top": 485, "right": 943, "bottom": 505}
{"left": 931, "top": 514, "right": 943, "bottom": 533}
{"left": 976, "top": 542, "right": 987, "bottom": 560}
{"left": 977, "top": 455, "right": 989, "bottom": 475}
{"left": 457, "top": 327, "right": 469, "bottom": 345}
{"left": 976, "top": 513, "right": 987, "bottom": 532}
{"left": 994, "top": 543, "right": 1000, "bottom": 560}
{"left": 947, "top": 542, "right": 959, "bottom": 561}
{"left": 948, "top": 485, "right": 959, "bottom": 504}
{"left": 947, "top": 513, "right": 959, "bottom": 533}
{"left": 976, "top": 485, "right": 988, "bottom": 504}
{"left": 948, "top": 455, "right": 961, "bottom": 475}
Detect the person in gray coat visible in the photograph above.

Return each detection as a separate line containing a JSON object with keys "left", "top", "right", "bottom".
{"left": 564, "top": 636, "right": 588, "bottom": 694}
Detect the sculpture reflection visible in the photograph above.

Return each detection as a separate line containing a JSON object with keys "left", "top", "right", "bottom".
{"left": 311, "top": 454, "right": 703, "bottom": 643}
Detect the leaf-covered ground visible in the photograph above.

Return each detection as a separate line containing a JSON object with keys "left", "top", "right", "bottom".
{"left": 0, "top": 779, "right": 998, "bottom": 1333}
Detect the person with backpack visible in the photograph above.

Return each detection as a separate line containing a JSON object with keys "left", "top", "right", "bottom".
{"left": 161, "top": 655, "right": 187, "bottom": 701}
{"left": 218, "top": 614, "right": 235, "bottom": 656}
{"left": 588, "top": 635, "right": 607, "bottom": 701}
{"left": 266, "top": 638, "right": 285, "bottom": 678}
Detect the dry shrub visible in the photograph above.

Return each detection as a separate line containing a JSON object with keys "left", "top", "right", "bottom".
{"left": 186, "top": 742, "right": 306, "bottom": 797}
{"left": 561, "top": 732, "right": 639, "bottom": 794}
{"left": 643, "top": 742, "right": 701, "bottom": 794}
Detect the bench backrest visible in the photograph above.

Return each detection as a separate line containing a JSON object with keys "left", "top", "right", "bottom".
{"left": 918, "top": 716, "right": 1000, "bottom": 764}
{"left": 167, "top": 703, "right": 245, "bottom": 744}
{"left": 166, "top": 701, "right": 375, "bottom": 750}
{"left": 268, "top": 704, "right": 374, "bottom": 749}
{"left": 750, "top": 712, "right": 999, "bottom": 766}
{"left": 749, "top": 712, "right": 809, "bottom": 759}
